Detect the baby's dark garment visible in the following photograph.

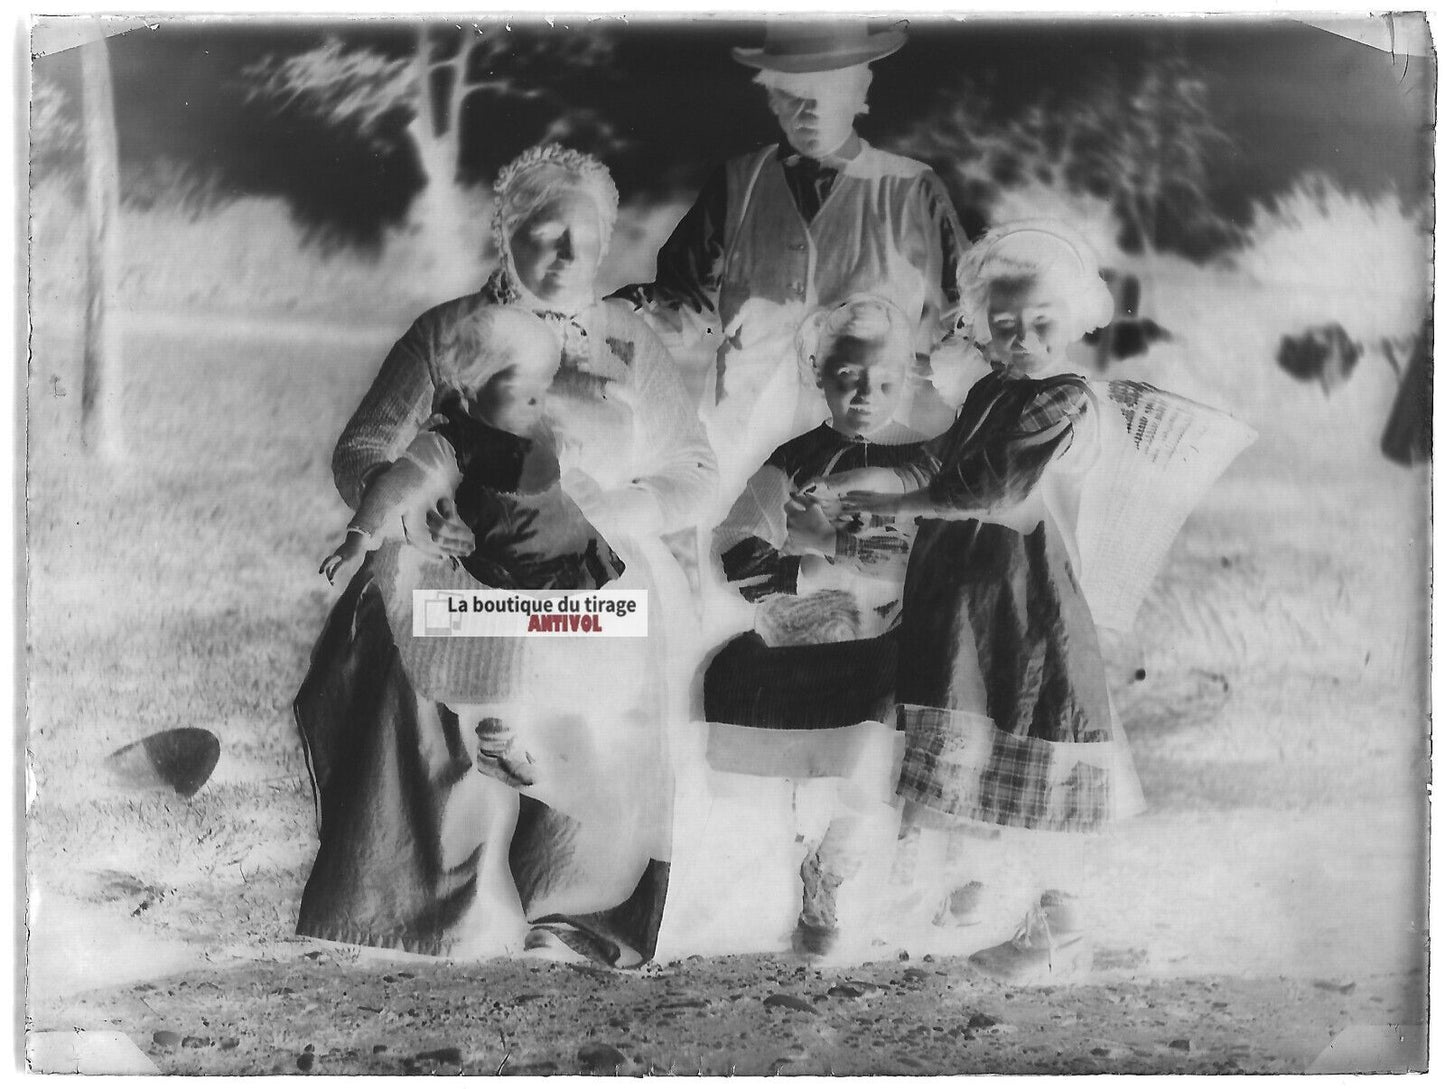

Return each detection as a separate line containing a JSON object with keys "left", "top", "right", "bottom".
{"left": 433, "top": 412, "right": 623, "bottom": 591}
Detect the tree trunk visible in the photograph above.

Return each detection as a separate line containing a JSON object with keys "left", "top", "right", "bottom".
{"left": 80, "top": 20, "right": 123, "bottom": 461}
{"left": 405, "top": 120, "right": 484, "bottom": 305}
{"left": 401, "top": 25, "right": 484, "bottom": 306}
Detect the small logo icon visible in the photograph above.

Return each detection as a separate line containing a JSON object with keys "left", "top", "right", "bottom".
{"left": 424, "top": 595, "right": 460, "bottom": 635}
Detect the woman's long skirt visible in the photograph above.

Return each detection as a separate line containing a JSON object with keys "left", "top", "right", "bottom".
{"left": 294, "top": 559, "right": 668, "bottom": 965}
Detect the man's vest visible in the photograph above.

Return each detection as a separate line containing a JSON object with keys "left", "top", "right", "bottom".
{"left": 717, "top": 141, "right": 949, "bottom": 369}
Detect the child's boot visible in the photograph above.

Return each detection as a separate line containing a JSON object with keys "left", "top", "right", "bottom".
{"left": 793, "top": 817, "right": 864, "bottom": 958}
{"left": 966, "top": 889, "right": 1093, "bottom": 984}
{"left": 794, "top": 849, "right": 842, "bottom": 957}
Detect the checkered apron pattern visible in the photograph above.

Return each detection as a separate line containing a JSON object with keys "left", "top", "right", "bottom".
{"left": 897, "top": 704, "right": 1117, "bottom": 832}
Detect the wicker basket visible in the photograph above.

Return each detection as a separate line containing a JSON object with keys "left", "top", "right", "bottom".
{"left": 1076, "top": 380, "right": 1257, "bottom": 633}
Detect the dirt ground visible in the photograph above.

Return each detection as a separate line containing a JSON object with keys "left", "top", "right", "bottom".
{"left": 34, "top": 946, "right": 1427, "bottom": 1075}
{"left": 24, "top": 314, "right": 1431, "bottom": 1074}
{"left": 27, "top": 790, "right": 1428, "bottom": 1074}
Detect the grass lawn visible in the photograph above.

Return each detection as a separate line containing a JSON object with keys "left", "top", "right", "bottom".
{"left": 23, "top": 290, "right": 1430, "bottom": 1071}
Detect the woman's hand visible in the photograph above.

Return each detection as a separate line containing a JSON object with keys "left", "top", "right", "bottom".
{"left": 402, "top": 497, "right": 475, "bottom": 561}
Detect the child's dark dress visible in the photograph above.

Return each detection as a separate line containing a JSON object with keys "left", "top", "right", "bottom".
{"left": 894, "top": 368, "right": 1142, "bottom": 832}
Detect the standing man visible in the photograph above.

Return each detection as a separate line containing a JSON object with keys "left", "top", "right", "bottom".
{"left": 614, "top": 21, "right": 979, "bottom": 499}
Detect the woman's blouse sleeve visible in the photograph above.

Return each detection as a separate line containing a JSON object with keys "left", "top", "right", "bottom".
{"left": 608, "top": 305, "right": 720, "bottom": 531}
{"left": 332, "top": 312, "right": 440, "bottom": 510}
{"left": 926, "top": 378, "right": 1096, "bottom": 511}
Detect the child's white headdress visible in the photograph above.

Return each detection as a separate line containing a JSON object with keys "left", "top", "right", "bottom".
{"left": 964, "top": 220, "right": 1115, "bottom": 337}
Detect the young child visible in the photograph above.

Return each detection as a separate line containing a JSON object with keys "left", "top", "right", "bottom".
{"left": 320, "top": 304, "right": 624, "bottom": 786}
{"left": 702, "top": 294, "right": 931, "bottom": 957}
{"left": 837, "top": 221, "right": 1144, "bottom": 982}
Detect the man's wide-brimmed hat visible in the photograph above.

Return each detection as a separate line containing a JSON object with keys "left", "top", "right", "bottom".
{"left": 732, "top": 21, "right": 906, "bottom": 73}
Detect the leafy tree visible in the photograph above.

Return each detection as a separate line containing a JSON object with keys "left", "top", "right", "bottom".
{"left": 1064, "top": 47, "right": 1239, "bottom": 262}
{"left": 243, "top": 23, "right": 620, "bottom": 301}
{"left": 887, "top": 44, "right": 1239, "bottom": 269}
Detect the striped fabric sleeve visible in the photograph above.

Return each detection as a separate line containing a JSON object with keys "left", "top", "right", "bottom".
{"left": 1012, "top": 378, "right": 1092, "bottom": 439}
{"left": 1046, "top": 381, "right": 1104, "bottom": 475}
{"left": 332, "top": 313, "right": 440, "bottom": 510}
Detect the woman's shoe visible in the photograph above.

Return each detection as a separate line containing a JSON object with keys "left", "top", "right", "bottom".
{"left": 966, "top": 891, "right": 1093, "bottom": 985}
{"left": 523, "top": 923, "right": 620, "bottom": 967}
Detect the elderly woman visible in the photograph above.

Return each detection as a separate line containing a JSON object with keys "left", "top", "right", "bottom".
{"left": 296, "top": 144, "right": 717, "bottom": 967}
